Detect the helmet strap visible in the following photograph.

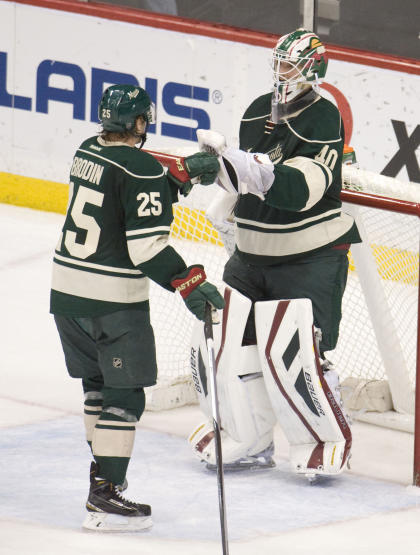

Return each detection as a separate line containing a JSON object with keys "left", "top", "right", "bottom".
{"left": 137, "top": 133, "right": 147, "bottom": 149}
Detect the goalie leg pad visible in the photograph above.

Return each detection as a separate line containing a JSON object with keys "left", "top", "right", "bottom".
{"left": 255, "top": 298, "right": 352, "bottom": 477}
{"left": 189, "top": 285, "right": 276, "bottom": 467}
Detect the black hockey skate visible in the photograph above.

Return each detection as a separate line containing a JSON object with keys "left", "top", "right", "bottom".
{"left": 82, "top": 462, "right": 152, "bottom": 531}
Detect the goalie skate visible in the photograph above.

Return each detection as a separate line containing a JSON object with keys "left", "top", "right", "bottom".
{"left": 82, "top": 462, "right": 152, "bottom": 532}
{"left": 190, "top": 420, "right": 275, "bottom": 472}
{"left": 205, "top": 441, "right": 275, "bottom": 472}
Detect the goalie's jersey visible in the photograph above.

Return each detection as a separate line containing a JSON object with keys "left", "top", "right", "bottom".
{"left": 235, "top": 92, "right": 361, "bottom": 265}
{"left": 50, "top": 136, "right": 179, "bottom": 317}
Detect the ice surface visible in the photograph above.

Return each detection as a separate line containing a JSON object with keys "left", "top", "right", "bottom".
{"left": 1, "top": 203, "right": 419, "bottom": 555}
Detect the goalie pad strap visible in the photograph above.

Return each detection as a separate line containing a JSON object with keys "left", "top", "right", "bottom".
{"left": 315, "top": 343, "right": 352, "bottom": 469}
{"left": 193, "top": 427, "right": 215, "bottom": 454}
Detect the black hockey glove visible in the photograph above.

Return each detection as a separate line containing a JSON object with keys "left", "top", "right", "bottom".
{"left": 170, "top": 264, "right": 225, "bottom": 321}
{"left": 167, "top": 152, "right": 220, "bottom": 196}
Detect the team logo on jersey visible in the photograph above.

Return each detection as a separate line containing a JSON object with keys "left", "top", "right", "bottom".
{"left": 113, "top": 357, "right": 123, "bottom": 369}
{"left": 266, "top": 144, "right": 283, "bottom": 164}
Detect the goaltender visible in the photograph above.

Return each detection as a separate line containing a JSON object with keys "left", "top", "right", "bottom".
{"left": 190, "top": 29, "right": 361, "bottom": 481}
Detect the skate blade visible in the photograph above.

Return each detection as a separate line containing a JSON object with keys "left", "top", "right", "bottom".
{"left": 304, "top": 472, "right": 341, "bottom": 485}
{"left": 206, "top": 458, "right": 276, "bottom": 472}
{"left": 82, "top": 511, "right": 153, "bottom": 532}
{"left": 305, "top": 472, "right": 318, "bottom": 484}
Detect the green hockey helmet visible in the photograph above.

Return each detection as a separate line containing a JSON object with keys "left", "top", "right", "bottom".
{"left": 98, "top": 84, "right": 156, "bottom": 133}
{"left": 271, "top": 28, "right": 328, "bottom": 104}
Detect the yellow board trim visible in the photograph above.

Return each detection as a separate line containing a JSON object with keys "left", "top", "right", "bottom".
{"left": 0, "top": 171, "right": 69, "bottom": 214}
{"left": 0, "top": 171, "right": 417, "bottom": 285}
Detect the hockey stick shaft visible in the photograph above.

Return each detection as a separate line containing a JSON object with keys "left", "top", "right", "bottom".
{"left": 204, "top": 303, "right": 229, "bottom": 555}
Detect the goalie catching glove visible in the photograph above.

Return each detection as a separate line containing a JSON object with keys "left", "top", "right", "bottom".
{"left": 167, "top": 152, "right": 220, "bottom": 195}
{"left": 170, "top": 265, "right": 225, "bottom": 321}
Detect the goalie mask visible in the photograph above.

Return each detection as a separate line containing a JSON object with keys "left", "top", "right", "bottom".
{"left": 98, "top": 84, "right": 156, "bottom": 146}
{"left": 271, "top": 28, "right": 328, "bottom": 104}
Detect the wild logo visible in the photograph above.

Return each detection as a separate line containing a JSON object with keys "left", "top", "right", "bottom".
{"left": 127, "top": 88, "right": 139, "bottom": 100}
{"left": 266, "top": 143, "right": 283, "bottom": 164}
{"left": 113, "top": 357, "right": 123, "bottom": 369}
{"left": 309, "top": 37, "right": 323, "bottom": 50}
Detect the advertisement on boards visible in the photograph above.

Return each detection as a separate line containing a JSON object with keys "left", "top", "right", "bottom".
{"left": 0, "top": 0, "right": 419, "bottom": 187}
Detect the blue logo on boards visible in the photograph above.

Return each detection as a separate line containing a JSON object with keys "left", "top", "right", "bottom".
{"left": 0, "top": 52, "right": 212, "bottom": 142}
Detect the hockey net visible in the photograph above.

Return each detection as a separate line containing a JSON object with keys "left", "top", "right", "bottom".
{"left": 145, "top": 150, "right": 420, "bottom": 440}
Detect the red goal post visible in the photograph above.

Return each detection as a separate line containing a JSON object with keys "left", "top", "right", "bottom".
{"left": 146, "top": 149, "right": 420, "bottom": 487}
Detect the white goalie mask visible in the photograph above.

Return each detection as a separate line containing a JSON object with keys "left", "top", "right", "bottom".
{"left": 271, "top": 28, "right": 328, "bottom": 104}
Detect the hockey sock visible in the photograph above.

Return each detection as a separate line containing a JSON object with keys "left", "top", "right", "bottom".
{"left": 92, "top": 409, "right": 136, "bottom": 486}
{"left": 92, "top": 387, "right": 146, "bottom": 485}
{"left": 83, "top": 391, "right": 103, "bottom": 450}
{"left": 82, "top": 376, "right": 105, "bottom": 450}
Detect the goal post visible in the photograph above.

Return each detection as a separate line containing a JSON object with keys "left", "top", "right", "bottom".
{"left": 144, "top": 148, "right": 420, "bottom": 486}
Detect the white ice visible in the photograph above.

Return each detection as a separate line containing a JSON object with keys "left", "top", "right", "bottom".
{"left": 1, "top": 203, "right": 419, "bottom": 555}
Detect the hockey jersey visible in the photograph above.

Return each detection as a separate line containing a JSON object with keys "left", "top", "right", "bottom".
{"left": 235, "top": 92, "right": 361, "bottom": 265}
{"left": 50, "top": 136, "right": 185, "bottom": 317}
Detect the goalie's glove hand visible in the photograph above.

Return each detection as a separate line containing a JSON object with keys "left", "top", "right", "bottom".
{"left": 197, "top": 129, "right": 227, "bottom": 156}
{"left": 167, "top": 152, "right": 220, "bottom": 196}
{"left": 170, "top": 265, "right": 225, "bottom": 321}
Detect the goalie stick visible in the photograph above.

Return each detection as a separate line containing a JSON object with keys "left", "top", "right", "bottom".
{"left": 204, "top": 303, "right": 230, "bottom": 555}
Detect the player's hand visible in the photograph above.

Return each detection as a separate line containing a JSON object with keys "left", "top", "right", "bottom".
{"left": 167, "top": 152, "right": 220, "bottom": 195}
{"left": 170, "top": 265, "right": 225, "bottom": 321}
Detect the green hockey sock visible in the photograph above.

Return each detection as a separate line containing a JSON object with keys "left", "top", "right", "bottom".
{"left": 92, "top": 409, "right": 136, "bottom": 485}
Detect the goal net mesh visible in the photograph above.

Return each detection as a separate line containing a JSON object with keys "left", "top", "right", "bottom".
{"left": 331, "top": 206, "right": 418, "bottom": 413}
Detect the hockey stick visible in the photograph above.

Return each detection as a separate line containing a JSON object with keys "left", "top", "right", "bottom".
{"left": 204, "top": 303, "right": 229, "bottom": 555}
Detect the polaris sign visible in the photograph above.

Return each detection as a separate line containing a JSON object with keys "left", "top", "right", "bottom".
{"left": 0, "top": 52, "right": 211, "bottom": 142}
{"left": 1, "top": 0, "right": 419, "bottom": 184}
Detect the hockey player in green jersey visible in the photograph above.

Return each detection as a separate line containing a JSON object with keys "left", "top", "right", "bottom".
{"left": 189, "top": 29, "right": 360, "bottom": 481}
{"left": 50, "top": 84, "right": 224, "bottom": 531}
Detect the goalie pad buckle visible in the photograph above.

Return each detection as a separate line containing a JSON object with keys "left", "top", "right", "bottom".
{"left": 255, "top": 298, "right": 352, "bottom": 477}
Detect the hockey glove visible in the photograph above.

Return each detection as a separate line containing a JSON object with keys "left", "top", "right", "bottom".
{"left": 170, "top": 265, "right": 225, "bottom": 321}
{"left": 167, "top": 152, "right": 220, "bottom": 195}
{"left": 197, "top": 129, "right": 227, "bottom": 156}
{"left": 196, "top": 129, "right": 274, "bottom": 198}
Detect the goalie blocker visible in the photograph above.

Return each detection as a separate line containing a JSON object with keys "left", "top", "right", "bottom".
{"left": 189, "top": 286, "right": 352, "bottom": 478}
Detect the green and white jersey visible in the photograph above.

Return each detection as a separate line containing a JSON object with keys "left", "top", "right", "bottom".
{"left": 50, "top": 136, "right": 183, "bottom": 317}
{"left": 235, "top": 92, "right": 361, "bottom": 264}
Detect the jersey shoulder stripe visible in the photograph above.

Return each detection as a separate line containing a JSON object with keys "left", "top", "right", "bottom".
{"left": 53, "top": 252, "right": 144, "bottom": 276}
{"left": 241, "top": 93, "right": 272, "bottom": 121}
{"left": 126, "top": 225, "right": 171, "bottom": 237}
{"left": 78, "top": 148, "right": 165, "bottom": 179}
